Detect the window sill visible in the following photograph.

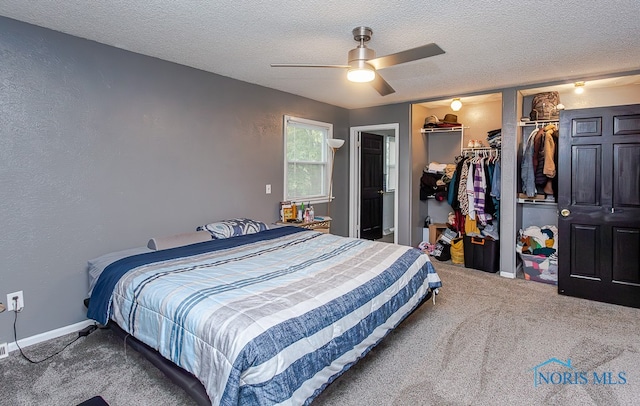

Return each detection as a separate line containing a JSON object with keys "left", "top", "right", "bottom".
{"left": 287, "top": 197, "right": 331, "bottom": 205}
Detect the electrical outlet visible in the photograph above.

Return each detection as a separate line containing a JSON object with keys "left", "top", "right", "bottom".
{"left": 0, "top": 342, "right": 8, "bottom": 359}
{"left": 7, "top": 291, "right": 24, "bottom": 312}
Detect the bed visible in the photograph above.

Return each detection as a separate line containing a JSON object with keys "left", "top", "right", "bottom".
{"left": 87, "top": 222, "right": 442, "bottom": 405}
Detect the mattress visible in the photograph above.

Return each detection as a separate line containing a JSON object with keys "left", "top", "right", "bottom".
{"left": 88, "top": 226, "right": 441, "bottom": 405}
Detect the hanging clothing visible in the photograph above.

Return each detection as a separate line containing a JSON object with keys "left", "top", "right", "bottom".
{"left": 465, "top": 214, "right": 481, "bottom": 236}
{"left": 491, "top": 159, "right": 501, "bottom": 200}
{"left": 521, "top": 128, "right": 538, "bottom": 197}
{"left": 521, "top": 124, "right": 559, "bottom": 197}
{"left": 483, "top": 159, "right": 496, "bottom": 218}
{"left": 445, "top": 151, "right": 500, "bottom": 238}
{"left": 466, "top": 161, "right": 476, "bottom": 220}
{"left": 454, "top": 210, "right": 465, "bottom": 234}
{"left": 473, "top": 159, "right": 488, "bottom": 225}
{"left": 490, "top": 159, "right": 500, "bottom": 222}
{"left": 534, "top": 129, "right": 548, "bottom": 187}
{"left": 449, "top": 156, "right": 467, "bottom": 210}
{"left": 543, "top": 127, "right": 557, "bottom": 177}
{"left": 447, "top": 163, "right": 459, "bottom": 209}
{"left": 457, "top": 159, "right": 471, "bottom": 216}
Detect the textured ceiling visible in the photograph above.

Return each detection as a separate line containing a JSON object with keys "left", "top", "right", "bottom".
{"left": 1, "top": 0, "right": 639, "bottom": 109}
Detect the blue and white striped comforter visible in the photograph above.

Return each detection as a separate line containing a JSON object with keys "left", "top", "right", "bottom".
{"left": 88, "top": 227, "right": 442, "bottom": 405}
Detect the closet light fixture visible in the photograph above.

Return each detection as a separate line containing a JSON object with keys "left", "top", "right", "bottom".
{"left": 450, "top": 98, "right": 462, "bottom": 111}
{"left": 574, "top": 81, "right": 585, "bottom": 94}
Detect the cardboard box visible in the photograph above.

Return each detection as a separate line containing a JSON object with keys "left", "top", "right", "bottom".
{"left": 429, "top": 223, "right": 448, "bottom": 245}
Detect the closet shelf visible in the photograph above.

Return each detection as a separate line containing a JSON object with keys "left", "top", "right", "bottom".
{"left": 518, "top": 120, "right": 559, "bottom": 127}
{"left": 517, "top": 197, "right": 557, "bottom": 206}
{"left": 420, "top": 126, "right": 468, "bottom": 133}
{"left": 421, "top": 125, "right": 468, "bottom": 154}
{"left": 461, "top": 146, "right": 495, "bottom": 151}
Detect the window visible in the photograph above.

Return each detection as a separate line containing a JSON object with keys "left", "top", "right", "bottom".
{"left": 385, "top": 135, "right": 396, "bottom": 192}
{"left": 284, "top": 115, "right": 333, "bottom": 203}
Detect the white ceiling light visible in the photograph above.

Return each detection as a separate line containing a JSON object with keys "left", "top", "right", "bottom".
{"left": 450, "top": 98, "right": 462, "bottom": 111}
{"left": 347, "top": 67, "right": 375, "bottom": 83}
{"left": 574, "top": 81, "right": 585, "bottom": 94}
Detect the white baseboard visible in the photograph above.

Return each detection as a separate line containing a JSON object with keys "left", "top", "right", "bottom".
{"left": 500, "top": 270, "right": 517, "bottom": 279}
{"left": 7, "top": 319, "right": 95, "bottom": 353}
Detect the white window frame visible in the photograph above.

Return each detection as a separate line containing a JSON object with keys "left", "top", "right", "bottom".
{"left": 283, "top": 115, "right": 334, "bottom": 204}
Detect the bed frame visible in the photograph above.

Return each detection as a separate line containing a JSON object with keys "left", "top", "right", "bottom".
{"left": 108, "top": 321, "right": 211, "bottom": 405}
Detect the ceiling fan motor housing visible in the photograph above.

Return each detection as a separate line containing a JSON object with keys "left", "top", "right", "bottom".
{"left": 352, "top": 26, "right": 373, "bottom": 42}
{"left": 349, "top": 27, "right": 375, "bottom": 70}
{"left": 348, "top": 46, "right": 375, "bottom": 70}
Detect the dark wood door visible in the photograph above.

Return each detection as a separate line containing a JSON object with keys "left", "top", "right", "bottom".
{"left": 558, "top": 104, "right": 640, "bottom": 308}
{"left": 360, "top": 132, "right": 384, "bottom": 240}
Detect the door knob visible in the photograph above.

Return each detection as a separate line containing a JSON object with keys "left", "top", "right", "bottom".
{"left": 378, "top": 190, "right": 384, "bottom": 194}
{"left": 560, "top": 209, "right": 570, "bottom": 217}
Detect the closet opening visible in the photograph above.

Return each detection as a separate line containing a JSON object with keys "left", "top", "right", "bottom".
{"left": 516, "top": 75, "right": 640, "bottom": 287}
{"left": 411, "top": 93, "right": 503, "bottom": 272}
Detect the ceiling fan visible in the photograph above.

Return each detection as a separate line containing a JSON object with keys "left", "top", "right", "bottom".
{"left": 271, "top": 26, "right": 445, "bottom": 96}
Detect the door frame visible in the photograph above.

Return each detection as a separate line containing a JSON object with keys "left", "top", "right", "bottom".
{"left": 349, "top": 123, "right": 399, "bottom": 243}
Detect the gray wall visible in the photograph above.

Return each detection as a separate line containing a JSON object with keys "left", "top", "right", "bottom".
{"left": 349, "top": 103, "right": 412, "bottom": 245}
{"left": 500, "top": 88, "right": 519, "bottom": 277}
{"left": 0, "top": 17, "right": 348, "bottom": 341}
{"left": 411, "top": 104, "right": 430, "bottom": 246}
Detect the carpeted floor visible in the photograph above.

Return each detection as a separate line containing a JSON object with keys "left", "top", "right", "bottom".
{"left": 314, "top": 262, "right": 640, "bottom": 405}
{"left": 1, "top": 261, "right": 639, "bottom": 405}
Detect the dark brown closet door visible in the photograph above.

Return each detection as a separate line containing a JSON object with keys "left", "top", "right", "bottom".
{"left": 557, "top": 104, "right": 640, "bottom": 308}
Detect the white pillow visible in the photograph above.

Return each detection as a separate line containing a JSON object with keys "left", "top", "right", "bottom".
{"left": 147, "top": 230, "right": 212, "bottom": 250}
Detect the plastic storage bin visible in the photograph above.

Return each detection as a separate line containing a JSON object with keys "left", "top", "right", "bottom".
{"left": 463, "top": 236, "right": 499, "bottom": 273}
{"left": 519, "top": 253, "right": 557, "bottom": 285}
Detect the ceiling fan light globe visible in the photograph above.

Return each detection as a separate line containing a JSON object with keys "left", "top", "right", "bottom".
{"left": 347, "top": 68, "right": 375, "bottom": 83}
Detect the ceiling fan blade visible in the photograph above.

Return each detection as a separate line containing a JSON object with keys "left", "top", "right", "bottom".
{"left": 370, "top": 73, "right": 395, "bottom": 96}
{"left": 270, "top": 63, "right": 350, "bottom": 68}
{"left": 368, "top": 43, "right": 445, "bottom": 70}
